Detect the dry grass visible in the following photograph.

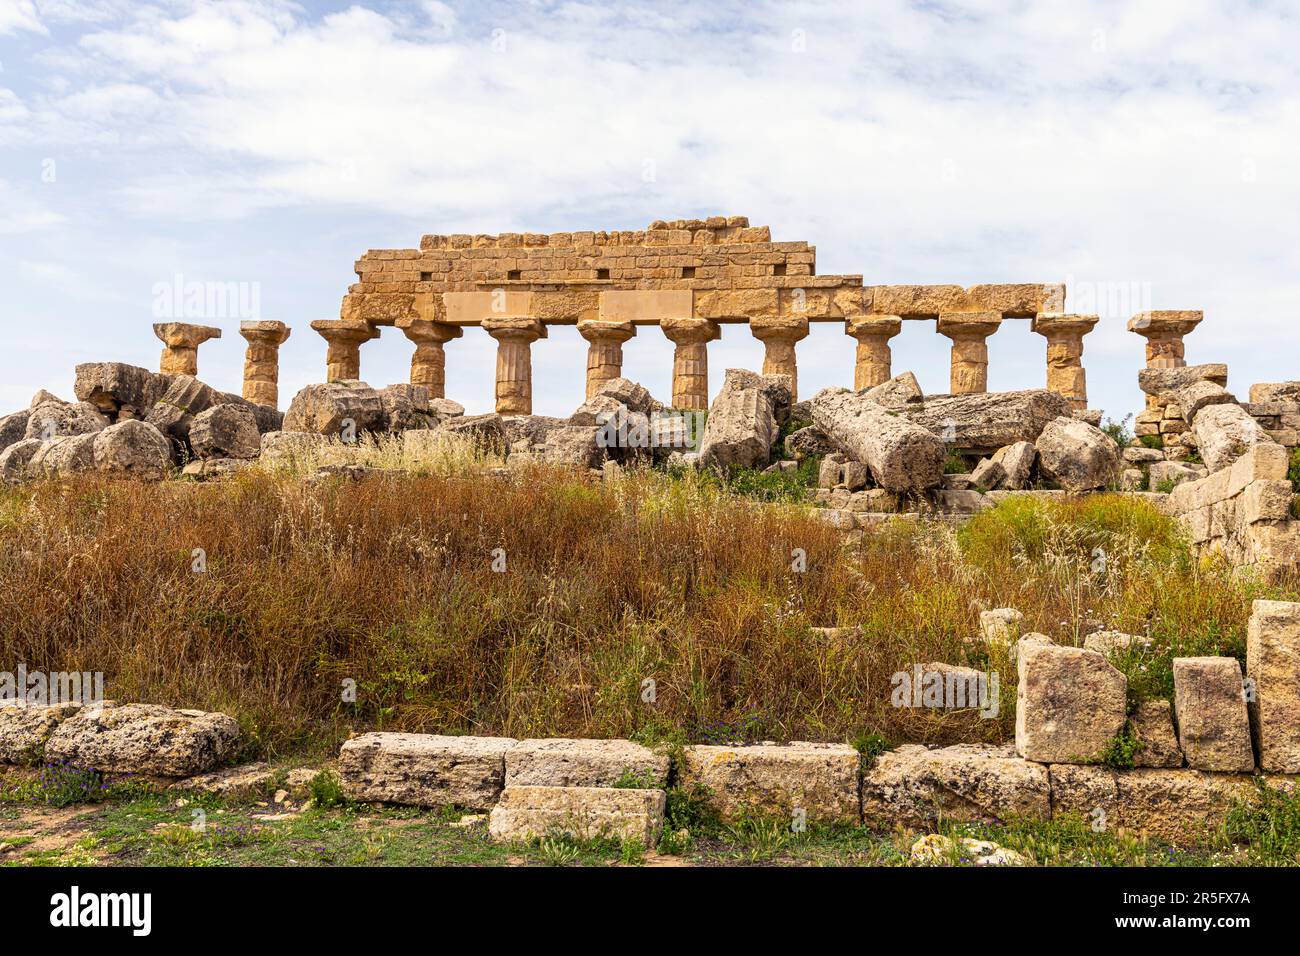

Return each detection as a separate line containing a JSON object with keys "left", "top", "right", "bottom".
{"left": 0, "top": 464, "right": 1294, "bottom": 761}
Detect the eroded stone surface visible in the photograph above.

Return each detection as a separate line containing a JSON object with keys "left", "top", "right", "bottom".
{"left": 680, "top": 742, "right": 860, "bottom": 825}
{"left": 505, "top": 738, "right": 669, "bottom": 789}
{"left": 338, "top": 732, "right": 516, "bottom": 809}
{"left": 1172, "top": 657, "right": 1254, "bottom": 772}
{"left": 45, "top": 704, "right": 239, "bottom": 777}
{"left": 488, "top": 785, "right": 665, "bottom": 845}
{"left": 862, "top": 743, "right": 1050, "bottom": 828}
{"left": 1247, "top": 600, "right": 1300, "bottom": 773}
{"left": 1015, "top": 643, "right": 1127, "bottom": 764}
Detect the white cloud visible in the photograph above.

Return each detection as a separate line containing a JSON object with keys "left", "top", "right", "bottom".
{"left": 1, "top": 0, "right": 1299, "bottom": 416}
{"left": 0, "top": 0, "right": 46, "bottom": 35}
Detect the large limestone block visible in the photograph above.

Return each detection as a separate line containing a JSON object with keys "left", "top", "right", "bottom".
{"left": 1114, "top": 769, "right": 1257, "bottom": 842}
{"left": 539, "top": 425, "right": 606, "bottom": 468}
{"left": 1165, "top": 380, "right": 1237, "bottom": 424}
{"left": 506, "top": 738, "right": 669, "bottom": 789}
{"left": 594, "top": 377, "right": 660, "bottom": 416}
{"left": 698, "top": 369, "right": 789, "bottom": 470}
{"left": 378, "top": 384, "right": 437, "bottom": 433}
{"left": 433, "top": 412, "right": 507, "bottom": 454}
{"left": 679, "top": 742, "right": 861, "bottom": 825}
{"left": 92, "top": 420, "right": 173, "bottom": 480}
{"left": 74, "top": 362, "right": 171, "bottom": 418}
{"left": 338, "top": 732, "right": 517, "bottom": 809}
{"left": 144, "top": 374, "right": 222, "bottom": 442}
{"left": 0, "top": 438, "right": 42, "bottom": 483}
{"left": 283, "top": 381, "right": 385, "bottom": 437}
{"left": 189, "top": 404, "right": 262, "bottom": 460}
{"left": 1247, "top": 600, "right": 1300, "bottom": 772}
{"left": 1015, "top": 643, "right": 1127, "bottom": 763}
{"left": 488, "top": 785, "right": 665, "bottom": 845}
{"left": 0, "top": 702, "right": 83, "bottom": 764}
{"left": 45, "top": 704, "right": 240, "bottom": 777}
{"left": 785, "top": 424, "right": 835, "bottom": 461}
{"left": 1249, "top": 381, "right": 1300, "bottom": 404}
{"left": 810, "top": 388, "right": 944, "bottom": 493}
{"left": 1035, "top": 416, "right": 1120, "bottom": 492}
{"left": 1137, "top": 364, "right": 1228, "bottom": 397}
{"left": 0, "top": 410, "right": 30, "bottom": 453}
{"left": 27, "top": 432, "right": 98, "bottom": 478}
{"left": 861, "top": 371, "right": 924, "bottom": 408}
{"left": 1130, "top": 700, "right": 1183, "bottom": 768}
{"left": 1192, "top": 403, "right": 1271, "bottom": 473}
{"left": 25, "top": 401, "right": 108, "bottom": 441}
{"left": 1172, "top": 657, "right": 1254, "bottom": 772}
{"left": 991, "top": 441, "right": 1037, "bottom": 489}
{"left": 890, "top": 389, "right": 1070, "bottom": 452}
{"left": 861, "top": 743, "right": 1050, "bottom": 828}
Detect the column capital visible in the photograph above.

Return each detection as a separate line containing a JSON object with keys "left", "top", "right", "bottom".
{"left": 577, "top": 318, "right": 636, "bottom": 345}
{"left": 482, "top": 315, "right": 547, "bottom": 343}
{"left": 239, "top": 319, "right": 291, "bottom": 347}
{"left": 660, "top": 316, "right": 720, "bottom": 345}
{"left": 154, "top": 322, "right": 222, "bottom": 350}
{"left": 1127, "top": 310, "right": 1203, "bottom": 339}
{"left": 1031, "top": 312, "right": 1099, "bottom": 338}
{"left": 749, "top": 314, "right": 809, "bottom": 343}
{"left": 396, "top": 316, "right": 464, "bottom": 345}
{"left": 310, "top": 319, "right": 379, "bottom": 346}
{"left": 845, "top": 315, "right": 903, "bottom": 340}
{"left": 937, "top": 311, "right": 1002, "bottom": 340}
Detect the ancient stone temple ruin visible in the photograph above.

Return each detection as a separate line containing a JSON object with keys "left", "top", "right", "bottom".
{"left": 324, "top": 217, "right": 1082, "bottom": 413}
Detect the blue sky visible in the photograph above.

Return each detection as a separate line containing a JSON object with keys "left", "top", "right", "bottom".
{"left": 2, "top": 0, "right": 1298, "bottom": 420}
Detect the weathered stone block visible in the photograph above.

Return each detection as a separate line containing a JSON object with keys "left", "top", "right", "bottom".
{"left": 861, "top": 744, "right": 1050, "bottom": 827}
{"left": 1247, "top": 600, "right": 1300, "bottom": 773}
{"left": 338, "top": 732, "right": 516, "bottom": 809}
{"left": 679, "top": 742, "right": 860, "bottom": 824}
{"left": 1131, "top": 700, "right": 1183, "bottom": 768}
{"left": 488, "top": 785, "right": 665, "bottom": 845}
{"left": 1035, "top": 416, "right": 1120, "bottom": 492}
{"left": 810, "top": 388, "right": 944, "bottom": 493}
{"left": 92, "top": 420, "right": 173, "bottom": 480}
{"left": 1172, "top": 657, "right": 1254, "bottom": 772}
{"left": 0, "top": 702, "right": 82, "bottom": 764}
{"left": 283, "top": 381, "right": 385, "bottom": 437}
{"left": 505, "top": 738, "right": 669, "bottom": 789}
{"left": 1015, "top": 643, "right": 1127, "bottom": 764}
{"left": 45, "top": 704, "right": 239, "bottom": 777}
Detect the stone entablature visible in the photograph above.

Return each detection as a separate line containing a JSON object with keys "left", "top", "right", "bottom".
{"left": 333, "top": 217, "right": 1069, "bottom": 412}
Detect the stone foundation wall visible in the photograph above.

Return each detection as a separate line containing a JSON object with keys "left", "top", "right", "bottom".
{"left": 1163, "top": 443, "right": 1300, "bottom": 570}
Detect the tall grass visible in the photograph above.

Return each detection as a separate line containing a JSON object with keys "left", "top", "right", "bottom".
{"left": 0, "top": 469, "right": 1293, "bottom": 760}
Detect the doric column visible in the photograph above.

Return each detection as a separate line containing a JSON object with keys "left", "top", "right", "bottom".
{"left": 238, "top": 321, "right": 291, "bottom": 408}
{"left": 482, "top": 315, "right": 546, "bottom": 415}
{"left": 310, "top": 319, "right": 378, "bottom": 382}
{"left": 153, "top": 322, "right": 222, "bottom": 377}
{"left": 577, "top": 319, "right": 636, "bottom": 398}
{"left": 749, "top": 316, "right": 809, "bottom": 400}
{"left": 1127, "top": 311, "right": 1204, "bottom": 409}
{"left": 1030, "top": 313, "right": 1098, "bottom": 410}
{"left": 660, "top": 317, "right": 721, "bottom": 410}
{"left": 397, "top": 317, "right": 463, "bottom": 398}
{"left": 845, "top": 315, "right": 903, "bottom": 390}
{"left": 937, "top": 311, "right": 1002, "bottom": 394}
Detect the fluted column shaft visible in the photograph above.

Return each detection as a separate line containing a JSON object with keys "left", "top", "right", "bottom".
{"left": 483, "top": 316, "right": 546, "bottom": 415}
{"left": 660, "top": 317, "right": 720, "bottom": 410}
{"left": 311, "top": 320, "right": 378, "bottom": 382}
{"left": 239, "top": 320, "right": 291, "bottom": 408}
{"left": 398, "top": 319, "right": 463, "bottom": 398}
{"left": 1031, "top": 313, "right": 1098, "bottom": 410}
{"left": 577, "top": 319, "right": 636, "bottom": 398}
{"left": 749, "top": 316, "right": 809, "bottom": 400}
{"left": 845, "top": 316, "right": 902, "bottom": 390}
{"left": 937, "top": 312, "right": 1002, "bottom": 394}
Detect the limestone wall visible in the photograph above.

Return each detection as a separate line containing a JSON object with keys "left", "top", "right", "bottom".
{"left": 1163, "top": 443, "right": 1299, "bottom": 570}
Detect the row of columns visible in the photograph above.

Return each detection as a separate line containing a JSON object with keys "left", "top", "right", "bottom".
{"left": 156, "top": 308, "right": 1206, "bottom": 418}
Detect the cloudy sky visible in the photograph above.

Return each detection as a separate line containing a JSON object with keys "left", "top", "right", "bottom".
{"left": 2, "top": 0, "right": 1298, "bottom": 421}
